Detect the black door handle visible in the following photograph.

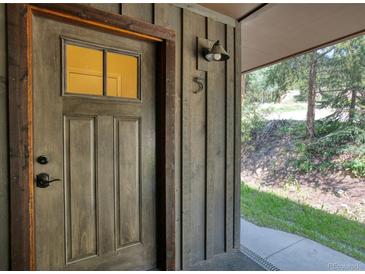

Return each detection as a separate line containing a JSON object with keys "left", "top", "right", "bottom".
{"left": 36, "top": 173, "right": 61, "bottom": 188}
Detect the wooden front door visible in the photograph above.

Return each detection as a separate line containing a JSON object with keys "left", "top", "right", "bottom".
{"left": 32, "top": 14, "right": 156, "bottom": 270}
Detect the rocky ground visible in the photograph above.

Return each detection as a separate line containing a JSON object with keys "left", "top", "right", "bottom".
{"left": 241, "top": 120, "right": 365, "bottom": 223}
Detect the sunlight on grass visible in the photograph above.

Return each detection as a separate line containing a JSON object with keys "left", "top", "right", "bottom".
{"left": 241, "top": 183, "right": 365, "bottom": 262}
{"left": 259, "top": 102, "right": 307, "bottom": 113}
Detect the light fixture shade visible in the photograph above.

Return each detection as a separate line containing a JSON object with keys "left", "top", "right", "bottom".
{"left": 204, "top": 40, "right": 230, "bottom": 62}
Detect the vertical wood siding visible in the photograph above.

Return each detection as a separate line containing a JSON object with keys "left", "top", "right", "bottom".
{"left": 206, "top": 18, "right": 227, "bottom": 258}
{"left": 182, "top": 10, "right": 207, "bottom": 267}
{"left": 234, "top": 24, "right": 242, "bottom": 250}
{"left": 225, "top": 25, "right": 235, "bottom": 252}
{"left": 0, "top": 3, "right": 240, "bottom": 270}
{"left": 121, "top": 4, "right": 154, "bottom": 24}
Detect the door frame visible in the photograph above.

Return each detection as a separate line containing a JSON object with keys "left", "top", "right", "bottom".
{"left": 7, "top": 4, "right": 176, "bottom": 270}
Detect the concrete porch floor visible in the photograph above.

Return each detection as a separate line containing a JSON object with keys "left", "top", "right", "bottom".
{"left": 185, "top": 250, "right": 265, "bottom": 271}
{"left": 241, "top": 218, "right": 365, "bottom": 271}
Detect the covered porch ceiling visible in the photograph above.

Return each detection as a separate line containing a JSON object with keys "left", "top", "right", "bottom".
{"left": 200, "top": 3, "right": 365, "bottom": 73}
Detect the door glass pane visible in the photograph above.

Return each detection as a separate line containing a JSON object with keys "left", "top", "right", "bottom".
{"left": 66, "top": 44, "right": 103, "bottom": 95}
{"left": 106, "top": 52, "right": 138, "bottom": 99}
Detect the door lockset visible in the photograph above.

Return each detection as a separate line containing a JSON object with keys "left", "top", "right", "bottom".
{"left": 36, "top": 173, "right": 61, "bottom": 188}
{"left": 37, "top": 155, "right": 49, "bottom": 165}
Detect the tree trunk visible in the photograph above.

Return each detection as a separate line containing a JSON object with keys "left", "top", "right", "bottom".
{"left": 306, "top": 53, "right": 317, "bottom": 139}
{"left": 349, "top": 89, "right": 357, "bottom": 123}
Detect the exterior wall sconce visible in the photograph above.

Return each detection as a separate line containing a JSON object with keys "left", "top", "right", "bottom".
{"left": 196, "top": 37, "right": 230, "bottom": 72}
{"left": 204, "top": 40, "right": 230, "bottom": 62}
{"left": 194, "top": 37, "right": 230, "bottom": 94}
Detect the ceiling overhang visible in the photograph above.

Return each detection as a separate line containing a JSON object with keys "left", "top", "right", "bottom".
{"left": 240, "top": 4, "right": 365, "bottom": 72}
{"left": 200, "top": 3, "right": 264, "bottom": 21}
{"left": 198, "top": 3, "right": 365, "bottom": 73}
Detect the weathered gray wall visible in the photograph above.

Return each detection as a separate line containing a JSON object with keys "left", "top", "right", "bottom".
{"left": 117, "top": 4, "right": 240, "bottom": 269}
{"left": 0, "top": 3, "right": 9, "bottom": 270}
{"left": 0, "top": 4, "right": 240, "bottom": 270}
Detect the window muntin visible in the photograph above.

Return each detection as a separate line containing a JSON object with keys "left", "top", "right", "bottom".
{"left": 64, "top": 40, "right": 140, "bottom": 100}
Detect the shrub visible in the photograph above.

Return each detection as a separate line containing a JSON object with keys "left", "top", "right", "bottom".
{"left": 307, "top": 125, "right": 365, "bottom": 156}
{"left": 315, "top": 119, "right": 342, "bottom": 137}
{"left": 343, "top": 156, "right": 365, "bottom": 178}
{"left": 241, "top": 102, "right": 267, "bottom": 143}
{"left": 293, "top": 121, "right": 365, "bottom": 177}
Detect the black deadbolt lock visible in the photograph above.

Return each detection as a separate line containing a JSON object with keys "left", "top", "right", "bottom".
{"left": 36, "top": 173, "right": 61, "bottom": 188}
{"left": 37, "top": 155, "right": 48, "bottom": 165}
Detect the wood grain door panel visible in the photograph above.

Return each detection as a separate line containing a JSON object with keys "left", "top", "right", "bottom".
{"left": 114, "top": 117, "right": 141, "bottom": 249}
{"left": 64, "top": 116, "right": 98, "bottom": 263}
{"left": 32, "top": 14, "right": 156, "bottom": 270}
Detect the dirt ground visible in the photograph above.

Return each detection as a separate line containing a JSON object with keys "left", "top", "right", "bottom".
{"left": 241, "top": 120, "right": 365, "bottom": 223}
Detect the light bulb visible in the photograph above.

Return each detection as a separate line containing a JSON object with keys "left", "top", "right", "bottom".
{"left": 213, "top": 53, "right": 221, "bottom": 61}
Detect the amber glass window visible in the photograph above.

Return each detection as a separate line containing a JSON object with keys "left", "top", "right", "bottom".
{"left": 66, "top": 44, "right": 103, "bottom": 95}
{"left": 106, "top": 52, "right": 138, "bottom": 98}
{"left": 64, "top": 41, "right": 140, "bottom": 100}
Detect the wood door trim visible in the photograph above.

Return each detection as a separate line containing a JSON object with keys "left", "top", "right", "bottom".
{"left": 31, "top": 4, "right": 175, "bottom": 42}
{"left": 7, "top": 3, "right": 176, "bottom": 270}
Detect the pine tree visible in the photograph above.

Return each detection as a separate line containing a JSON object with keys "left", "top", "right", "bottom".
{"left": 318, "top": 35, "right": 365, "bottom": 126}
{"left": 243, "top": 34, "right": 364, "bottom": 137}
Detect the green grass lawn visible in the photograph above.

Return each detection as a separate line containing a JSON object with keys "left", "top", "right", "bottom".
{"left": 241, "top": 184, "right": 365, "bottom": 262}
